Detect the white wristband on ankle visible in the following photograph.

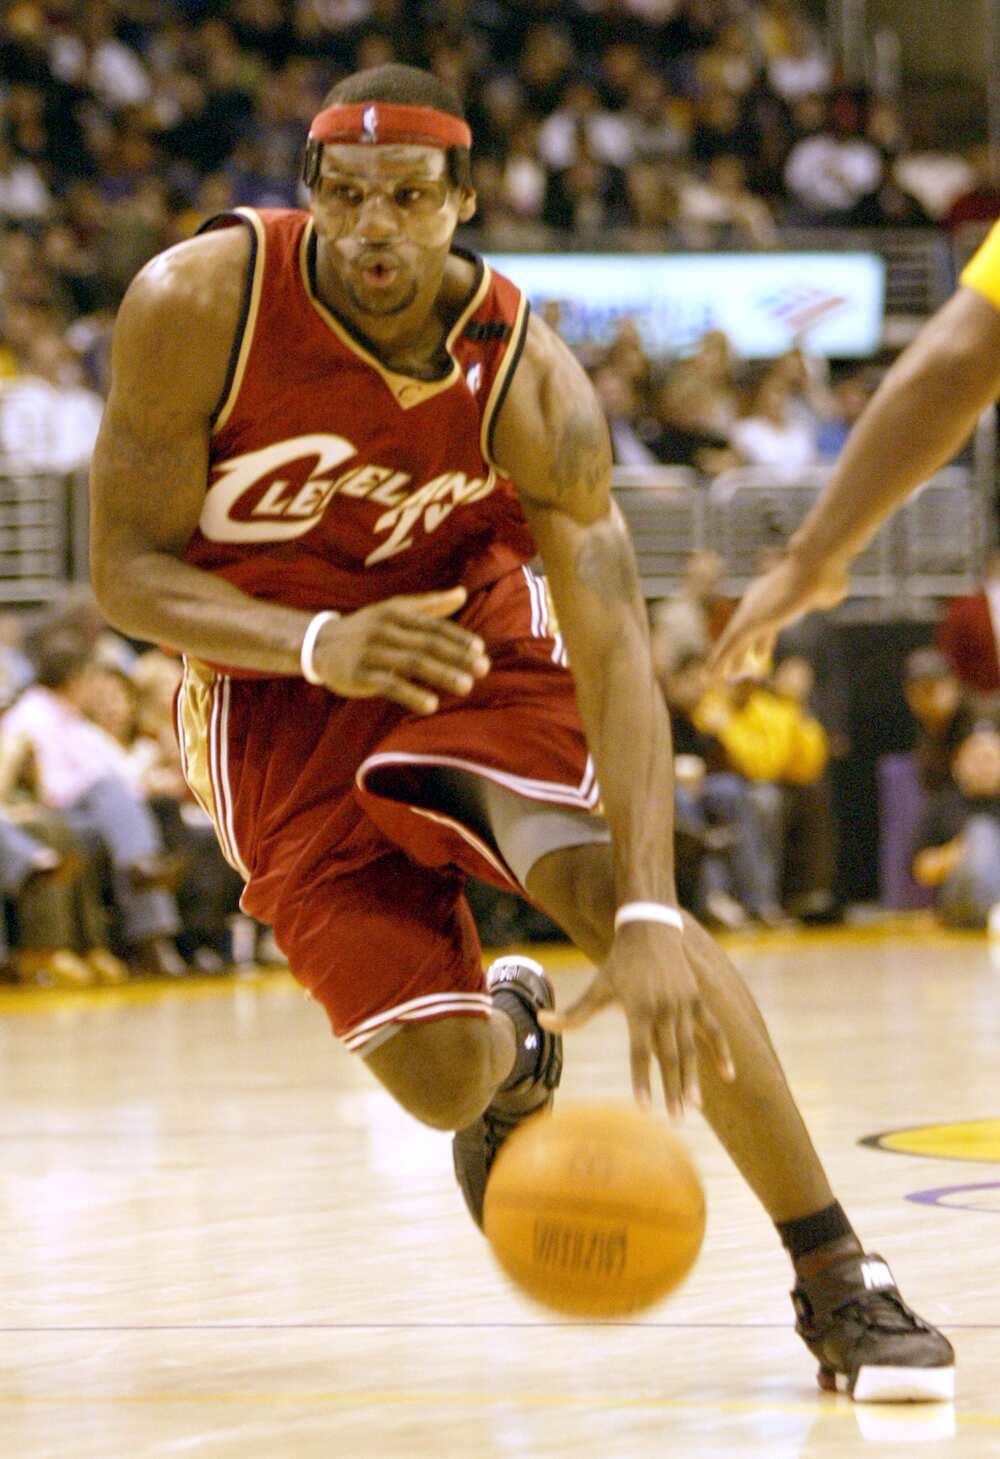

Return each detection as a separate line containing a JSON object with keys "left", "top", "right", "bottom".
{"left": 300, "top": 610, "right": 340, "bottom": 685}
{"left": 614, "top": 901, "right": 685, "bottom": 933}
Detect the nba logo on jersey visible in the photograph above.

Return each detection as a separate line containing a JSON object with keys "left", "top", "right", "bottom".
{"left": 362, "top": 105, "right": 378, "bottom": 142}
{"left": 466, "top": 363, "right": 483, "bottom": 394}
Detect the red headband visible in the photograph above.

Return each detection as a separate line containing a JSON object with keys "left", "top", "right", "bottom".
{"left": 309, "top": 102, "right": 472, "bottom": 150}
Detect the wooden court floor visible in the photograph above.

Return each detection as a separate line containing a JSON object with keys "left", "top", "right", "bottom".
{"left": 2, "top": 922, "right": 999, "bottom": 1458}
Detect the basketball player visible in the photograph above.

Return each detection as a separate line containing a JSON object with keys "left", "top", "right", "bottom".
{"left": 711, "top": 221, "right": 1000, "bottom": 678}
{"left": 88, "top": 64, "right": 952, "bottom": 1402}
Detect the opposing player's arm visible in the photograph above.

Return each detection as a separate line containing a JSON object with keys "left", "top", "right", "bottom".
{"left": 90, "top": 231, "right": 487, "bottom": 705}
{"left": 712, "top": 285, "right": 1000, "bottom": 676}
{"left": 493, "top": 313, "right": 676, "bottom": 906}
{"left": 788, "top": 285, "right": 1000, "bottom": 571}
{"left": 709, "top": 283, "right": 1000, "bottom": 676}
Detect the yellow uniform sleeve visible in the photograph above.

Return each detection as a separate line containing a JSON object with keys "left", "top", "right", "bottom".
{"left": 959, "top": 222, "right": 1000, "bottom": 313}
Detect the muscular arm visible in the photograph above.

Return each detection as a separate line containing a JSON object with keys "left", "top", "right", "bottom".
{"left": 89, "top": 227, "right": 322, "bottom": 672}
{"left": 493, "top": 315, "right": 677, "bottom": 904}
{"left": 790, "top": 287, "right": 1000, "bottom": 570}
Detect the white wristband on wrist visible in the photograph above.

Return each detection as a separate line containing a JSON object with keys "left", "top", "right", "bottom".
{"left": 300, "top": 610, "right": 340, "bottom": 685}
{"left": 614, "top": 901, "right": 685, "bottom": 933}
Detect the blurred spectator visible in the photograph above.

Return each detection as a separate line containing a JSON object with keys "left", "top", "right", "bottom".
{"left": 678, "top": 152, "right": 778, "bottom": 247}
{"left": 815, "top": 368, "right": 871, "bottom": 460}
{"left": 694, "top": 666, "right": 838, "bottom": 920}
{"left": 543, "top": 143, "right": 629, "bottom": 233}
{"left": 86, "top": 655, "right": 249, "bottom": 969}
{"left": 944, "top": 144, "right": 1000, "bottom": 233}
{"left": 765, "top": 13, "right": 831, "bottom": 101}
{"left": 648, "top": 373, "right": 740, "bottom": 475}
{"left": 537, "top": 78, "right": 633, "bottom": 172}
{"left": 902, "top": 646, "right": 982, "bottom": 792}
{"left": 664, "top": 652, "right": 785, "bottom": 927}
{"left": 38, "top": 583, "right": 136, "bottom": 672}
{"left": 3, "top": 803, "right": 131, "bottom": 986}
{"left": 0, "top": 329, "right": 103, "bottom": 471}
{"left": 0, "top": 136, "right": 51, "bottom": 221}
{"left": 620, "top": 69, "right": 689, "bottom": 163}
{"left": 618, "top": 159, "right": 681, "bottom": 248}
{"left": 0, "top": 612, "right": 34, "bottom": 709}
{"left": 783, "top": 93, "right": 883, "bottom": 224}
{"left": 692, "top": 89, "right": 759, "bottom": 171}
{"left": 937, "top": 545, "right": 1000, "bottom": 694}
{"left": 671, "top": 330, "right": 740, "bottom": 435}
{"left": 912, "top": 722, "right": 1000, "bottom": 928}
{"left": 49, "top": 2, "right": 152, "bottom": 109}
{"left": 0, "top": 634, "right": 185, "bottom": 974}
{"left": 729, "top": 368, "right": 818, "bottom": 476}
{"left": 650, "top": 550, "right": 733, "bottom": 678}
{"left": 697, "top": 20, "right": 761, "bottom": 98}
{"left": 593, "top": 363, "right": 658, "bottom": 466}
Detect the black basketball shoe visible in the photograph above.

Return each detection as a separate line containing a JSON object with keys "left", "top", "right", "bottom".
{"left": 792, "top": 1252, "right": 955, "bottom": 1401}
{"left": 452, "top": 955, "right": 563, "bottom": 1230}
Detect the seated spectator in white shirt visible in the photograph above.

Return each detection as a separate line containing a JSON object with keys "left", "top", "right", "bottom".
{"left": 729, "top": 370, "right": 819, "bottom": 477}
{"left": 784, "top": 96, "right": 883, "bottom": 223}
{"left": 537, "top": 78, "right": 634, "bottom": 171}
{"left": 678, "top": 154, "right": 778, "bottom": 247}
{"left": 0, "top": 634, "right": 184, "bottom": 975}
{"left": 0, "top": 138, "right": 51, "bottom": 222}
{"left": 592, "top": 364, "right": 658, "bottom": 466}
{"left": 766, "top": 17, "right": 832, "bottom": 101}
{"left": 0, "top": 331, "right": 103, "bottom": 473}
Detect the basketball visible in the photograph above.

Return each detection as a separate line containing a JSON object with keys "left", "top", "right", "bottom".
{"left": 483, "top": 1102, "right": 706, "bottom": 1317}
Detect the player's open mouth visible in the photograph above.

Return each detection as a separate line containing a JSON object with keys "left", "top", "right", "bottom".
{"left": 360, "top": 260, "right": 399, "bottom": 288}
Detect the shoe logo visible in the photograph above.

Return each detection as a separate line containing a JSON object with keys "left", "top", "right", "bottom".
{"left": 861, "top": 1259, "right": 893, "bottom": 1291}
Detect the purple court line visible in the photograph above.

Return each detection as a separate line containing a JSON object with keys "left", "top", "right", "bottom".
{"left": 907, "top": 1180, "right": 1000, "bottom": 1213}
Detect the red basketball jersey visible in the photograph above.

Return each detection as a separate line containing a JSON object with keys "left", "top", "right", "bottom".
{"left": 184, "top": 207, "right": 536, "bottom": 647}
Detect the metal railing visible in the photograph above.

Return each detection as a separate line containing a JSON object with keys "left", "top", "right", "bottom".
{"left": 0, "top": 462, "right": 987, "bottom": 614}
{"left": 0, "top": 467, "right": 83, "bottom": 605}
{"left": 613, "top": 464, "right": 991, "bottom": 605}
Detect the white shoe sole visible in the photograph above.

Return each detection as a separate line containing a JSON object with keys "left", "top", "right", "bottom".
{"left": 845, "top": 1364, "right": 955, "bottom": 1403}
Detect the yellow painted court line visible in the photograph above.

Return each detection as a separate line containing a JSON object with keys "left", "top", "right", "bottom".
{"left": 0, "top": 968, "right": 297, "bottom": 1016}
{"left": 0, "top": 1393, "right": 989, "bottom": 1424}
{"left": 0, "top": 921, "right": 986, "bottom": 1019}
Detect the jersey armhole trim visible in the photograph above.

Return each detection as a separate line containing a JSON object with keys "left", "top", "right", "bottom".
{"left": 480, "top": 292, "right": 530, "bottom": 470}
{"left": 204, "top": 208, "right": 265, "bottom": 434}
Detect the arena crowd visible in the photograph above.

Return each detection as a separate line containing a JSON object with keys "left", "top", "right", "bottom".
{"left": 0, "top": 0, "right": 999, "bottom": 978}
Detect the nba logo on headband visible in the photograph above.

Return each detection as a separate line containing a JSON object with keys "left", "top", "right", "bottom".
{"left": 362, "top": 105, "right": 378, "bottom": 143}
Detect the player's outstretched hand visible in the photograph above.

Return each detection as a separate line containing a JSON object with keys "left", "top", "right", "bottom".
{"left": 311, "top": 586, "right": 491, "bottom": 714}
{"left": 539, "top": 922, "right": 735, "bottom": 1118}
{"left": 709, "top": 553, "right": 848, "bottom": 682}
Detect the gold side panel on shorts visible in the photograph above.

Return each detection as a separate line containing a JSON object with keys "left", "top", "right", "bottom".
{"left": 212, "top": 207, "right": 267, "bottom": 435}
{"left": 176, "top": 658, "right": 221, "bottom": 838}
{"left": 861, "top": 1118, "right": 1000, "bottom": 1163}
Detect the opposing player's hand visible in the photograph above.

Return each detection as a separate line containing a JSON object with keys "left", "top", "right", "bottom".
{"left": 709, "top": 553, "right": 848, "bottom": 682}
{"left": 539, "top": 922, "right": 735, "bottom": 1118}
{"left": 311, "top": 586, "right": 491, "bottom": 714}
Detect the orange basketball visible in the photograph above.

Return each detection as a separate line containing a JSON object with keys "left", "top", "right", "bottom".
{"left": 483, "top": 1102, "right": 706, "bottom": 1317}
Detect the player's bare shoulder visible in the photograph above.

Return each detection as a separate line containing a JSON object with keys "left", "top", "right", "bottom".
{"left": 112, "top": 225, "right": 252, "bottom": 420}
{"left": 491, "top": 310, "right": 612, "bottom": 521}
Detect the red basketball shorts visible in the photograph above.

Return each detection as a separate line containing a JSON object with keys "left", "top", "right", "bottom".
{"left": 174, "top": 566, "right": 599, "bottom": 1052}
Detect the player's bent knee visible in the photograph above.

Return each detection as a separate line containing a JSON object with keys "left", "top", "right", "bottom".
{"left": 363, "top": 1014, "right": 501, "bottom": 1131}
{"left": 526, "top": 842, "right": 616, "bottom": 961}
